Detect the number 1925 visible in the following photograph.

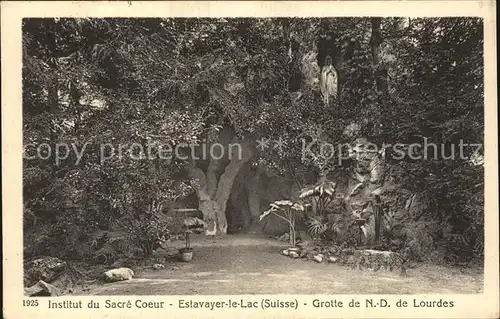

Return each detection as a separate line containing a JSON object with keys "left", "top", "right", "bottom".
{"left": 23, "top": 299, "right": 39, "bottom": 307}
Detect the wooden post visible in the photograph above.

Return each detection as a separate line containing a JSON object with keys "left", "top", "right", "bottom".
{"left": 371, "top": 195, "right": 383, "bottom": 245}
{"left": 358, "top": 226, "right": 363, "bottom": 246}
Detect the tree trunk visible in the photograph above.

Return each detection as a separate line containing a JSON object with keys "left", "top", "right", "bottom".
{"left": 189, "top": 166, "right": 219, "bottom": 236}
{"left": 287, "top": 208, "right": 297, "bottom": 247}
{"left": 213, "top": 140, "right": 253, "bottom": 235}
{"left": 206, "top": 156, "right": 219, "bottom": 198}
{"left": 190, "top": 139, "right": 253, "bottom": 236}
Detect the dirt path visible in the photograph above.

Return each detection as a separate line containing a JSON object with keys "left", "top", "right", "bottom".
{"left": 83, "top": 234, "right": 483, "bottom": 295}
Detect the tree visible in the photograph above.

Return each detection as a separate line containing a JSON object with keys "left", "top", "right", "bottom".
{"left": 22, "top": 17, "right": 484, "bottom": 263}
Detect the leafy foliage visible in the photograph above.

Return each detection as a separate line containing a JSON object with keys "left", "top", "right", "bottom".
{"left": 299, "top": 180, "right": 337, "bottom": 216}
{"left": 260, "top": 200, "right": 305, "bottom": 247}
{"left": 23, "top": 17, "right": 484, "bottom": 264}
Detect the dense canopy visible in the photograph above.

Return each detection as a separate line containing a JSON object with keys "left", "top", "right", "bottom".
{"left": 23, "top": 17, "right": 484, "bottom": 264}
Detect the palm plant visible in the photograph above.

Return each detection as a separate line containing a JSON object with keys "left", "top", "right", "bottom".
{"left": 299, "top": 180, "right": 336, "bottom": 216}
{"left": 259, "top": 200, "right": 305, "bottom": 248}
{"left": 307, "top": 216, "right": 340, "bottom": 242}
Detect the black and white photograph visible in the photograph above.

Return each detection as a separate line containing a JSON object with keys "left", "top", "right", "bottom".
{"left": 2, "top": 2, "right": 497, "bottom": 318}
{"left": 18, "top": 14, "right": 489, "bottom": 297}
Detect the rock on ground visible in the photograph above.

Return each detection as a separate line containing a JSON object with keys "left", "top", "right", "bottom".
{"left": 24, "top": 256, "right": 68, "bottom": 287}
{"left": 101, "top": 267, "right": 135, "bottom": 283}
{"left": 327, "top": 256, "right": 339, "bottom": 263}
{"left": 24, "top": 280, "right": 61, "bottom": 297}
{"left": 289, "top": 251, "right": 300, "bottom": 258}
{"left": 352, "top": 249, "right": 406, "bottom": 275}
{"left": 24, "top": 256, "right": 83, "bottom": 294}
{"left": 313, "top": 254, "right": 324, "bottom": 263}
{"left": 152, "top": 264, "right": 165, "bottom": 270}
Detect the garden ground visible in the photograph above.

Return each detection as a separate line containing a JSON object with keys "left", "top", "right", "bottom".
{"left": 79, "top": 234, "right": 484, "bottom": 296}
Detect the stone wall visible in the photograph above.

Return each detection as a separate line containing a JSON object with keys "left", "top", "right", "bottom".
{"left": 335, "top": 126, "right": 434, "bottom": 260}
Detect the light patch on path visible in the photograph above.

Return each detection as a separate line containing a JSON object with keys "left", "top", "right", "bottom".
{"left": 82, "top": 234, "right": 483, "bottom": 296}
{"left": 130, "top": 278, "right": 234, "bottom": 283}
